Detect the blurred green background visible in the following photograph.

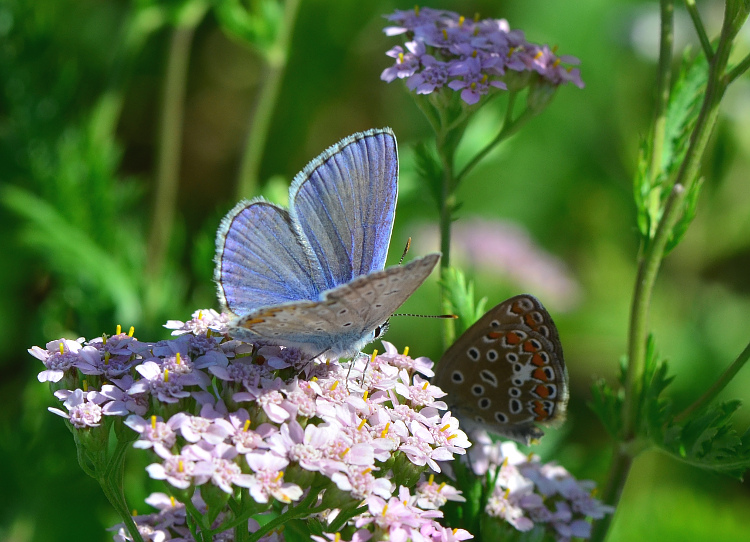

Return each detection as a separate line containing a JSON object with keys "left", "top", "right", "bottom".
{"left": 1, "top": 0, "right": 749, "bottom": 540}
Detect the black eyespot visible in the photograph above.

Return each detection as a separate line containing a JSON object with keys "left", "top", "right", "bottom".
{"left": 509, "top": 387, "right": 521, "bottom": 397}
{"left": 474, "top": 415, "right": 486, "bottom": 424}
{"left": 338, "top": 308, "right": 348, "bottom": 315}
{"left": 467, "top": 347, "right": 480, "bottom": 361}
{"left": 512, "top": 378, "right": 524, "bottom": 386}
{"left": 343, "top": 322, "right": 352, "bottom": 327}
{"left": 510, "top": 399, "right": 522, "bottom": 414}
{"left": 495, "top": 412, "right": 508, "bottom": 423}
{"left": 478, "top": 398, "right": 491, "bottom": 409}
{"left": 490, "top": 320, "right": 500, "bottom": 327}
{"left": 513, "top": 363, "right": 523, "bottom": 373}
{"left": 472, "top": 384, "right": 484, "bottom": 396}
{"left": 450, "top": 371, "right": 464, "bottom": 383}
{"left": 487, "top": 349, "right": 498, "bottom": 362}
{"left": 480, "top": 370, "right": 498, "bottom": 387}
{"left": 507, "top": 353, "right": 519, "bottom": 363}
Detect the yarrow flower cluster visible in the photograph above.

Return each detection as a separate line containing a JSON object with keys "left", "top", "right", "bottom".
{"left": 31, "top": 309, "right": 611, "bottom": 541}
{"left": 468, "top": 432, "right": 614, "bottom": 541}
{"left": 381, "top": 7, "right": 583, "bottom": 104}
{"left": 31, "top": 310, "right": 472, "bottom": 541}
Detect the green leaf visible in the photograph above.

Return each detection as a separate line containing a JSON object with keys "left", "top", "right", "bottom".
{"left": 440, "top": 267, "right": 487, "bottom": 336}
{"left": 589, "top": 378, "right": 624, "bottom": 440}
{"left": 412, "top": 140, "right": 443, "bottom": 207}
{"left": 665, "top": 177, "right": 703, "bottom": 254}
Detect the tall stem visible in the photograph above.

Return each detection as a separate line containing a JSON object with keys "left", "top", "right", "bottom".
{"left": 147, "top": 19, "right": 202, "bottom": 280}
{"left": 236, "top": 0, "right": 301, "bottom": 200}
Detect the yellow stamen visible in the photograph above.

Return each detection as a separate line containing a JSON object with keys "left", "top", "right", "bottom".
{"left": 552, "top": 45, "right": 559, "bottom": 53}
{"left": 59, "top": 343, "right": 65, "bottom": 354}
{"left": 358, "top": 419, "right": 367, "bottom": 431}
{"left": 243, "top": 419, "right": 251, "bottom": 432}
{"left": 422, "top": 382, "right": 429, "bottom": 390}
{"left": 104, "top": 352, "right": 111, "bottom": 365}
{"left": 402, "top": 346, "right": 409, "bottom": 357}
{"left": 176, "top": 352, "right": 181, "bottom": 365}
{"left": 381, "top": 422, "right": 390, "bottom": 438}
{"left": 398, "top": 52, "right": 404, "bottom": 64}
{"left": 198, "top": 310, "right": 203, "bottom": 320}
{"left": 440, "top": 424, "right": 450, "bottom": 432}
{"left": 428, "top": 474, "right": 435, "bottom": 485}
{"left": 274, "top": 471, "right": 284, "bottom": 482}
{"left": 474, "top": 12, "right": 480, "bottom": 22}
{"left": 447, "top": 434, "right": 457, "bottom": 441}
{"left": 363, "top": 467, "right": 373, "bottom": 475}
{"left": 442, "top": 29, "right": 448, "bottom": 41}
{"left": 151, "top": 415, "right": 157, "bottom": 429}
{"left": 414, "top": 5, "right": 419, "bottom": 16}
{"left": 438, "top": 482, "right": 446, "bottom": 491}
{"left": 481, "top": 74, "right": 488, "bottom": 84}
{"left": 339, "top": 448, "right": 350, "bottom": 458}
{"left": 128, "top": 326, "right": 135, "bottom": 337}
{"left": 363, "top": 390, "right": 369, "bottom": 401}
{"left": 164, "top": 369, "right": 169, "bottom": 382}
{"left": 504, "top": 488, "right": 510, "bottom": 499}
{"left": 371, "top": 349, "right": 378, "bottom": 363}
{"left": 382, "top": 504, "right": 389, "bottom": 516}
{"left": 311, "top": 376, "right": 318, "bottom": 382}
{"left": 534, "top": 51, "right": 544, "bottom": 60}
{"left": 470, "top": 82, "right": 477, "bottom": 90}
{"left": 452, "top": 528, "right": 459, "bottom": 535}
{"left": 102, "top": 334, "right": 107, "bottom": 345}
{"left": 334, "top": 534, "right": 341, "bottom": 542}
{"left": 178, "top": 460, "right": 184, "bottom": 473}
{"left": 170, "top": 496, "right": 176, "bottom": 507}
{"left": 553, "top": 58, "right": 561, "bottom": 68}
{"left": 526, "top": 452, "right": 534, "bottom": 461}
{"left": 330, "top": 380, "right": 339, "bottom": 391}
{"left": 458, "top": 15, "right": 465, "bottom": 26}
{"left": 472, "top": 50, "right": 478, "bottom": 58}
{"left": 82, "top": 380, "right": 88, "bottom": 392}
{"left": 116, "top": 325, "right": 122, "bottom": 335}
{"left": 132, "top": 509, "right": 138, "bottom": 517}
{"left": 502, "top": 457, "right": 509, "bottom": 468}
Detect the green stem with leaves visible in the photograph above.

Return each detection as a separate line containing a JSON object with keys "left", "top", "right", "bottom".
{"left": 592, "top": 3, "right": 745, "bottom": 540}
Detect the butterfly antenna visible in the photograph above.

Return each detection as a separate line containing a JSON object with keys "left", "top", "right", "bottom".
{"left": 398, "top": 237, "right": 412, "bottom": 265}
{"left": 391, "top": 313, "right": 459, "bottom": 319}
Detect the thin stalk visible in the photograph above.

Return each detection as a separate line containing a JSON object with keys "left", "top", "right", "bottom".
{"left": 436, "top": 126, "right": 457, "bottom": 348}
{"left": 647, "top": 0, "right": 674, "bottom": 188}
{"left": 684, "top": 0, "right": 714, "bottom": 60}
{"left": 236, "top": 0, "right": 301, "bottom": 200}
{"left": 454, "top": 93, "right": 535, "bottom": 187}
{"left": 674, "top": 339, "right": 750, "bottom": 423}
{"left": 147, "top": 21, "right": 200, "bottom": 280}
{"left": 590, "top": 447, "right": 633, "bottom": 542}
{"left": 725, "top": 51, "right": 750, "bottom": 84}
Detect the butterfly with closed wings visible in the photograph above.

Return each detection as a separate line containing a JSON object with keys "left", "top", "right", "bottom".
{"left": 215, "top": 128, "right": 440, "bottom": 360}
{"left": 433, "top": 294, "right": 568, "bottom": 445}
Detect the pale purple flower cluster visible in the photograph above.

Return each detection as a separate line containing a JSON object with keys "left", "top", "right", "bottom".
{"left": 30, "top": 314, "right": 471, "bottom": 542}
{"left": 382, "top": 7, "right": 583, "bottom": 104}
{"left": 469, "top": 431, "right": 613, "bottom": 541}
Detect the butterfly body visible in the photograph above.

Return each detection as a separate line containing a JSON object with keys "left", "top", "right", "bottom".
{"left": 434, "top": 294, "right": 568, "bottom": 445}
{"left": 215, "top": 128, "right": 439, "bottom": 359}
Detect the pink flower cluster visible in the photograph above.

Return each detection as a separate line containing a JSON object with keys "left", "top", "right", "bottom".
{"left": 381, "top": 7, "right": 583, "bottom": 104}
{"left": 469, "top": 432, "right": 614, "bottom": 541}
{"left": 30, "top": 310, "right": 471, "bottom": 542}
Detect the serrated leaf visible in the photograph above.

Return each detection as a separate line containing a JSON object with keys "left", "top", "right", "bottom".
{"left": 440, "top": 267, "right": 488, "bottom": 336}
{"left": 413, "top": 141, "right": 443, "bottom": 206}
{"left": 589, "top": 379, "right": 624, "bottom": 439}
{"left": 665, "top": 177, "right": 704, "bottom": 254}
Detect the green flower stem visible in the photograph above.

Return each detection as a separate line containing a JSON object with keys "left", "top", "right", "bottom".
{"left": 147, "top": 15, "right": 204, "bottom": 281}
{"left": 436, "top": 126, "right": 458, "bottom": 348}
{"left": 236, "top": 0, "right": 301, "bottom": 200}
{"left": 648, "top": 0, "right": 674, "bottom": 187}
{"left": 594, "top": 7, "right": 736, "bottom": 541}
{"left": 674, "top": 339, "right": 750, "bottom": 423}
{"left": 684, "top": 0, "right": 714, "bottom": 60}
{"left": 454, "top": 92, "right": 535, "bottom": 187}
{"left": 101, "top": 441, "right": 145, "bottom": 542}
{"left": 725, "top": 51, "right": 750, "bottom": 84}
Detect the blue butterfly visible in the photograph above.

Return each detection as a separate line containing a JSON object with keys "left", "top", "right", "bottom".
{"left": 215, "top": 128, "right": 440, "bottom": 359}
